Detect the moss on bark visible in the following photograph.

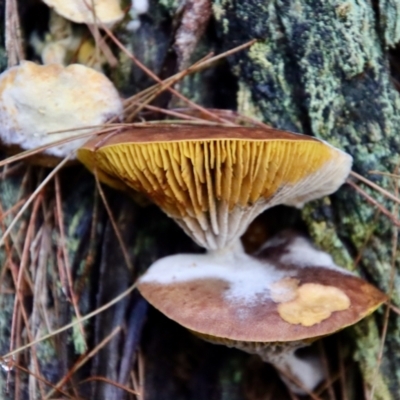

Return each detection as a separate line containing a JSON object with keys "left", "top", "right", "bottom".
{"left": 214, "top": 0, "right": 400, "bottom": 398}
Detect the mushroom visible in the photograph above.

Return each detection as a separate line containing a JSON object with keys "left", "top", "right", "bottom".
{"left": 76, "top": 122, "right": 355, "bottom": 303}
{"left": 42, "top": 0, "right": 125, "bottom": 27}
{"left": 137, "top": 231, "right": 386, "bottom": 393}
{"left": 77, "top": 123, "right": 384, "bottom": 392}
{"left": 77, "top": 124, "right": 352, "bottom": 249}
{"left": 0, "top": 61, "right": 123, "bottom": 165}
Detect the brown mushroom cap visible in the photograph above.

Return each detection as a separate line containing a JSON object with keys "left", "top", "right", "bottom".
{"left": 78, "top": 125, "right": 352, "bottom": 249}
{"left": 137, "top": 234, "right": 386, "bottom": 342}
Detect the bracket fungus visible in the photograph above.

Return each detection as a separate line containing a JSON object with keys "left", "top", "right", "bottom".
{"left": 78, "top": 124, "right": 352, "bottom": 249}
{"left": 0, "top": 61, "right": 122, "bottom": 164}
{"left": 137, "top": 232, "right": 386, "bottom": 393}
{"left": 42, "top": 0, "right": 124, "bottom": 26}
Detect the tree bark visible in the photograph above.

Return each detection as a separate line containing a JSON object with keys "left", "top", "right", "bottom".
{"left": 212, "top": 1, "right": 400, "bottom": 398}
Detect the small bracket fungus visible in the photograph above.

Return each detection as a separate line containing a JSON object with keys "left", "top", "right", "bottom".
{"left": 42, "top": 0, "right": 124, "bottom": 26}
{"left": 78, "top": 125, "right": 352, "bottom": 249}
{"left": 137, "top": 232, "right": 386, "bottom": 393}
{"left": 0, "top": 61, "right": 122, "bottom": 162}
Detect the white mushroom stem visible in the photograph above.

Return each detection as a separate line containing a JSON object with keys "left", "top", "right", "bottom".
{"left": 201, "top": 334, "right": 325, "bottom": 394}
{"left": 232, "top": 341, "right": 325, "bottom": 395}
{"left": 206, "top": 238, "right": 245, "bottom": 258}
{"left": 173, "top": 152, "right": 352, "bottom": 250}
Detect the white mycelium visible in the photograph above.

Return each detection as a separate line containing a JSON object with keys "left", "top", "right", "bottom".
{"left": 260, "top": 236, "right": 354, "bottom": 274}
{"left": 139, "top": 236, "right": 351, "bottom": 305}
{"left": 140, "top": 247, "right": 289, "bottom": 304}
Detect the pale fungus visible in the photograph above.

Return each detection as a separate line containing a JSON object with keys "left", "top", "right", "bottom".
{"left": 42, "top": 0, "right": 125, "bottom": 27}
{"left": 0, "top": 61, "right": 123, "bottom": 164}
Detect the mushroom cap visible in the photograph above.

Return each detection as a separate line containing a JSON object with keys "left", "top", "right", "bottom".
{"left": 137, "top": 234, "right": 386, "bottom": 342}
{"left": 42, "top": 0, "right": 124, "bottom": 26}
{"left": 0, "top": 61, "right": 122, "bottom": 160}
{"left": 78, "top": 125, "right": 352, "bottom": 249}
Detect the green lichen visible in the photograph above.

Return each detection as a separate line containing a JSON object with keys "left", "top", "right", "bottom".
{"left": 301, "top": 197, "right": 355, "bottom": 272}
{"left": 72, "top": 317, "right": 88, "bottom": 355}
{"left": 212, "top": 0, "right": 232, "bottom": 33}
{"left": 157, "top": 0, "right": 180, "bottom": 15}
{"left": 212, "top": 2, "right": 226, "bottom": 22}
{"left": 378, "top": 0, "right": 400, "bottom": 48}
{"left": 214, "top": 0, "right": 400, "bottom": 396}
{"left": 237, "top": 81, "right": 264, "bottom": 121}
{"left": 66, "top": 205, "right": 87, "bottom": 258}
{"left": 0, "top": 294, "right": 15, "bottom": 393}
{"left": 34, "top": 328, "right": 58, "bottom": 371}
{"left": 0, "top": 172, "right": 60, "bottom": 394}
{"left": 352, "top": 317, "right": 392, "bottom": 400}
{"left": 177, "top": 72, "right": 209, "bottom": 105}
{"left": 243, "top": 39, "right": 304, "bottom": 131}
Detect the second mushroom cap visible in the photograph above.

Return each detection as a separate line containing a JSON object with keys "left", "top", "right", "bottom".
{"left": 137, "top": 232, "right": 386, "bottom": 342}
